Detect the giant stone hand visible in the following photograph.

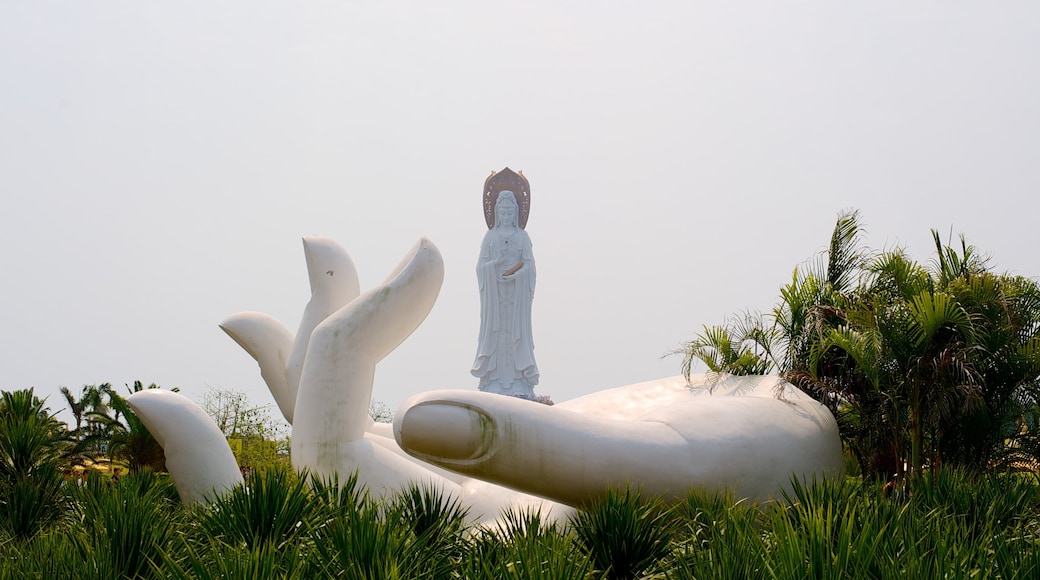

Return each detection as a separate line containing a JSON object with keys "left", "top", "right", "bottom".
{"left": 128, "top": 236, "right": 843, "bottom": 522}
{"left": 131, "top": 237, "right": 566, "bottom": 522}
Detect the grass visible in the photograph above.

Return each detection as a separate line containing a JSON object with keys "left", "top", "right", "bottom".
{"left": 2, "top": 467, "right": 1040, "bottom": 578}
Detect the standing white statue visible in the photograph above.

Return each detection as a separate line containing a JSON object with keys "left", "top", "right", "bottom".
{"left": 472, "top": 170, "right": 540, "bottom": 398}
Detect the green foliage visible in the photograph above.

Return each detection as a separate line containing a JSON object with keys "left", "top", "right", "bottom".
{"left": 767, "top": 477, "right": 895, "bottom": 579}
{"left": 0, "top": 389, "right": 72, "bottom": 540}
{"left": 307, "top": 470, "right": 367, "bottom": 517}
{"left": 669, "top": 490, "right": 767, "bottom": 578}
{"left": 669, "top": 471, "right": 1040, "bottom": 579}
{"left": 678, "top": 321, "right": 773, "bottom": 379}
{"left": 81, "top": 381, "right": 175, "bottom": 473}
{"left": 466, "top": 508, "right": 598, "bottom": 579}
{"left": 202, "top": 388, "right": 289, "bottom": 471}
{"left": 0, "top": 461, "right": 68, "bottom": 542}
{"left": 310, "top": 488, "right": 459, "bottom": 579}
{"left": 679, "top": 210, "right": 1040, "bottom": 479}
{"left": 227, "top": 436, "right": 280, "bottom": 471}
{"left": 572, "top": 487, "right": 676, "bottom": 580}
{"left": 69, "top": 470, "right": 182, "bottom": 579}
{"left": 0, "top": 528, "right": 91, "bottom": 580}
{"left": 392, "top": 481, "right": 469, "bottom": 551}
{"left": 197, "top": 466, "right": 316, "bottom": 550}
{"left": 1, "top": 464, "right": 1039, "bottom": 579}
{"left": 166, "top": 540, "right": 316, "bottom": 580}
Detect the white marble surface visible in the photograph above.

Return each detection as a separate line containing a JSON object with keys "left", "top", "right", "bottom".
{"left": 472, "top": 191, "right": 539, "bottom": 397}
{"left": 126, "top": 389, "right": 242, "bottom": 506}
{"left": 396, "top": 374, "right": 845, "bottom": 505}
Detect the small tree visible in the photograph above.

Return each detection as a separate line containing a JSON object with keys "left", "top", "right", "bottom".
{"left": 369, "top": 400, "right": 394, "bottom": 423}
{"left": 202, "top": 388, "right": 288, "bottom": 470}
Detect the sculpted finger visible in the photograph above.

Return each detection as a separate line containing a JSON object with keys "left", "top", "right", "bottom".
{"left": 126, "top": 390, "right": 242, "bottom": 506}
{"left": 395, "top": 386, "right": 845, "bottom": 506}
{"left": 286, "top": 236, "right": 361, "bottom": 411}
{"left": 219, "top": 311, "right": 294, "bottom": 422}
{"left": 325, "top": 236, "right": 447, "bottom": 363}
{"left": 292, "top": 239, "right": 443, "bottom": 473}
{"left": 394, "top": 390, "right": 686, "bottom": 506}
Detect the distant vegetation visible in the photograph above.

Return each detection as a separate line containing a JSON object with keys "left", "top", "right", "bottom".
{"left": 679, "top": 210, "right": 1040, "bottom": 481}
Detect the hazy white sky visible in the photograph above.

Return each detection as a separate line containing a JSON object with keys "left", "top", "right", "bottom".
{"left": 2, "top": 2, "right": 1038, "bottom": 424}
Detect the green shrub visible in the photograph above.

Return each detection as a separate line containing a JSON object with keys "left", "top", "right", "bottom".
{"left": 0, "top": 389, "right": 73, "bottom": 540}
{"left": 73, "top": 470, "right": 181, "bottom": 579}
{"left": 572, "top": 487, "right": 676, "bottom": 580}
{"left": 197, "top": 466, "right": 316, "bottom": 550}
{"left": 466, "top": 507, "right": 599, "bottom": 580}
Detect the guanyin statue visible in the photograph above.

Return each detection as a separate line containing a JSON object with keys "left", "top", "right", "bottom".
{"left": 471, "top": 169, "right": 539, "bottom": 398}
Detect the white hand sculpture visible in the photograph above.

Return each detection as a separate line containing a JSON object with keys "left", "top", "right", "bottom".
{"left": 127, "top": 235, "right": 843, "bottom": 520}
{"left": 395, "top": 374, "right": 845, "bottom": 506}
{"left": 126, "top": 389, "right": 243, "bottom": 506}
{"left": 132, "top": 237, "right": 566, "bottom": 523}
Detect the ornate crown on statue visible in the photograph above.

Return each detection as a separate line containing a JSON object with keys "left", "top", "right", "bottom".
{"left": 483, "top": 167, "right": 531, "bottom": 230}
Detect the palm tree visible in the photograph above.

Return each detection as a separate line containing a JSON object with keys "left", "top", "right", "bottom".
{"left": 778, "top": 209, "right": 868, "bottom": 378}
{"left": 679, "top": 210, "right": 1040, "bottom": 479}
{"left": 678, "top": 320, "right": 774, "bottom": 379}
{"left": 677, "top": 211, "right": 869, "bottom": 382}
{"left": 81, "top": 383, "right": 116, "bottom": 423}
{"left": 59, "top": 386, "right": 86, "bottom": 434}
{"left": 85, "top": 381, "right": 176, "bottom": 473}
{"left": 818, "top": 234, "right": 1034, "bottom": 478}
{"left": 902, "top": 290, "right": 981, "bottom": 476}
{"left": 934, "top": 268, "right": 1040, "bottom": 470}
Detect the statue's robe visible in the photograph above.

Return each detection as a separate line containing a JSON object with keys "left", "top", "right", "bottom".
{"left": 471, "top": 226, "right": 539, "bottom": 395}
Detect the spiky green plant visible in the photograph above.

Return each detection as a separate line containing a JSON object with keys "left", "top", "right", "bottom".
{"left": 0, "top": 389, "right": 73, "bottom": 540}
{"left": 572, "top": 487, "right": 676, "bottom": 580}
{"left": 310, "top": 496, "right": 449, "bottom": 580}
{"left": 197, "top": 466, "right": 316, "bottom": 551}
{"left": 466, "top": 507, "right": 600, "bottom": 580}
{"left": 165, "top": 539, "right": 319, "bottom": 580}
{"left": 307, "top": 470, "right": 367, "bottom": 519}
{"left": 71, "top": 470, "right": 181, "bottom": 579}
{"left": 392, "top": 481, "right": 468, "bottom": 552}
{"left": 668, "top": 490, "right": 768, "bottom": 579}
{"left": 907, "top": 468, "right": 1036, "bottom": 542}
{"left": 765, "top": 477, "right": 896, "bottom": 579}
{"left": 0, "top": 528, "right": 93, "bottom": 580}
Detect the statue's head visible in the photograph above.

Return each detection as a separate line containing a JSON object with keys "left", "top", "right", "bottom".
{"left": 495, "top": 191, "right": 519, "bottom": 228}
